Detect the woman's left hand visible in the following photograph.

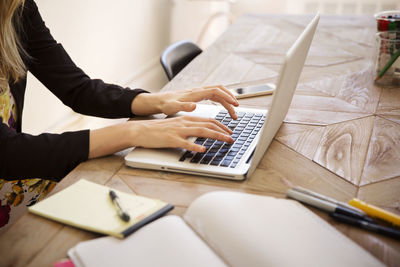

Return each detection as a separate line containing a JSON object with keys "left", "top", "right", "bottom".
{"left": 131, "top": 85, "right": 239, "bottom": 119}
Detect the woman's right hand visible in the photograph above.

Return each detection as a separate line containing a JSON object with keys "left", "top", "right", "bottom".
{"left": 127, "top": 116, "right": 234, "bottom": 152}
{"left": 89, "top": 116, "right": 234, "bottom": 159}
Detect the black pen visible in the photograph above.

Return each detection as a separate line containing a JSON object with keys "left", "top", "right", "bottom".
{"left": 330, "top": 212, "right": 400, "bottom": 240}
{"left": 109, "top": 190, "right": 131, "bottom": 222}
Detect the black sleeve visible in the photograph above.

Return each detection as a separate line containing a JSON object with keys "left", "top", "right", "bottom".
{"left": 0, "top": 1, "right": 150, "bottom": 181}
{"left": 0, "top": 119, "right": 89, "bottom": 181}
{"left": 21, "top": 0, "right": 149, "bottom": 118}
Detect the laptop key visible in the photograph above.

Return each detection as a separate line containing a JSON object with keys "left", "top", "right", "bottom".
{"left": 210, "top": 160, "right": 221, "bottom": 166}
{"left": 209, "top": 148, "right": 219, "bottom": 153}
{"left": 179, "top": 151, "right": 193, "bottom": 161}
{"left": 225, "top": 155, "right": 235, "bottom": 160}
{"left": 220, "top": 160, "right": 231, "bottom": 167}
{"left": 204, "top": 140, "right": 215, "bottom": 148}
{"left": 194, "top": 140, "right": 205, "bottom": 145}
{"left": 200, "top": 155, "right": 214, "bottom": 164}
{"left": 228, "top": 151, "right": 237, "bottom": 157}
{"left": 190, "top": 153, "right": 204, "bottom": 163}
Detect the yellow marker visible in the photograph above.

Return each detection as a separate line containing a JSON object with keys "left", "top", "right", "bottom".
{"left": 349, "top": 198, "right": 400, "bottom": 227}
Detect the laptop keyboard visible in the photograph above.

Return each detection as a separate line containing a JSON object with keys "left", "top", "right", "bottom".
{"left": 179, "top": 110, "right": 266, "bottom": 168}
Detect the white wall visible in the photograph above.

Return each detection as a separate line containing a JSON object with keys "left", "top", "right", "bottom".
{"left": 170, "top": 0, "right": 233, "bottom": 48}
{"left": 23, "top": 0, "right": 171, "bottom": 134}
{"left": 170, "top": 0, "right": 286, "bottom": 48}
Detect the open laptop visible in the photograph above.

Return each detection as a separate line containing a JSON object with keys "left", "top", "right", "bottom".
{"left": 125, "top": 14, "right": 320, "bottom": 180}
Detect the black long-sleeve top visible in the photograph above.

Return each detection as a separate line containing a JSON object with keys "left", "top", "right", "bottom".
{"left": 0, "top": 0, "right": 148, "bottom": 181}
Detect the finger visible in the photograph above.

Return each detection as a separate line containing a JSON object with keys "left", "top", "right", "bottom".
{"left": 170, "top": 101, "right": 196, "bottom": 114}
{"left": 204, "top": 84, "right": 237, "bottom": 101}
{"left": 182, "top": 127, "right": 234, "bottom": 143}
{"left": 217, "top": 99, "right": 237, "bottom": 120}
{"left": 176, "top": 139, "right": 206, "bottom": 153}
{"left": 203, "top": 85, "right": 239, "bottom": 106}
{"left": 179, "top": 102, "right": 196, "bottom": 112}
{"left": 188, "top": 122, "right": 233, "bottom": 135}
{"left": 182, "top": 87, "right": 239, "bottom": 107}
{"left": 180, "top": 116, "right": 233, "bottom": 134}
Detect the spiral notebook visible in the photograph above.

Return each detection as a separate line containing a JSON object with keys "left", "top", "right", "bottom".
{"left": 28, "top": 179, "right": 173, "bottom": 238}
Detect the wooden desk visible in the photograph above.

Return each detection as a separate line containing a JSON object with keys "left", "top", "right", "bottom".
{"left": 1, "top": 14, "right": 400, "bottom": 267}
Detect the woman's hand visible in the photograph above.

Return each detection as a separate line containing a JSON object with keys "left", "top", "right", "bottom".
{"left": 89, "top": 116, "right": 234, "bottom": 158}
{"left": 131, "top": 85, "right": 239, "bottom": 119}
{"left": 127, "top": 116, "right": 234, "bottom": 152}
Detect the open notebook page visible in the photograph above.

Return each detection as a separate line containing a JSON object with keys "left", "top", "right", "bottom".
{"left": 184, "top": 191, "right": 384, "bottom": 267}
{"left": 69, "top": 216, "right": 227, "bottom": 267}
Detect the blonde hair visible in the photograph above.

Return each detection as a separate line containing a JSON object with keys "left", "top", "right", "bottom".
{"left": 0, "top": 0, "right": 26, "bottom": 92}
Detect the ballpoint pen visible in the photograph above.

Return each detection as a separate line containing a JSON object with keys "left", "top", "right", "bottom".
{"left": 109, "top": 190, "right": 131, "bottom": 222}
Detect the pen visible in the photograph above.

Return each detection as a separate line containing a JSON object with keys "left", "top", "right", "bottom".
{"left": 349, "top": 198, "right": 400, "bottom": 227}
{"left": 109, "top": 190, "right": 131, "bottom": 222}
{"left": 292, "top": 186, "right": 365, "bottom": 216}
{"left": 286, "top": 189, "right": 374, "bottom": 222}
{"left": 375, "top": 48, "right": 400, "bottom": 81}
{"left": 330, "top": 212, "right": 400, "bottom": 240}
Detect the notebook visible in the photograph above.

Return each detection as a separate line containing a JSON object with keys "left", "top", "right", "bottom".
{"left": 68, "top": 191, "right": 384, "bottom": 267}
{"left": 28, "top": 179, "right": 173, "bottom": 238}
{"left": 124, "top": 14, "right": 320, "bottom": 181}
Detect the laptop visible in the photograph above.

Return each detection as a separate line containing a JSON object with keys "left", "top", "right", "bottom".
{"left": 125, "top": 14, "right": 320, "bottom": 180}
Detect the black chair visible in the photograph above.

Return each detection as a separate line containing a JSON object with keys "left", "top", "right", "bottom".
{"left": 160, "top": 40, "right": 202, "bottom": 81}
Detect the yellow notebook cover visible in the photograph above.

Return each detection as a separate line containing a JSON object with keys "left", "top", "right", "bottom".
{"left": 28, "top": 179, "right": 173, "bottom": 238}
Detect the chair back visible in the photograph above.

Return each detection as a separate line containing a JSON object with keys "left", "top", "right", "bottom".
{"left": 160, "top": 41, "right": 202, "bottom": 80}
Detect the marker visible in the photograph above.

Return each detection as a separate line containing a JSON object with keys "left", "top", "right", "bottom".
{"left": 375, "top": 48, "right": 400, "bottom": 81}
{"left": 286, "top": 189, "right": 374, "bottom": 222}
{"left": 109, "top": 190, "right": 131, "bottom": 222}
{"left": 292, "top": 186, "right": 365, "bottom": 216}
{"left": 330, "top": 212, "right": 400, "bottom": 240}
{"left": 349, "top": 198, "right": 400, "bottom": 227}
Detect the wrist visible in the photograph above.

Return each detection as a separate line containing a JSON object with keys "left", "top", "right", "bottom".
{"left": 131, "top": 93, "right": 164, "bottom": 116}
{"left": 89, "top": 123, "right": 133, "bottom": 159}
{"left": 126, "top": 121, "right": 147, "bottom": 147}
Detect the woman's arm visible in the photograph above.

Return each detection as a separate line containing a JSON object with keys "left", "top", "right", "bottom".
{"left": 0, "top": 114, "right": 234, "bottom": 180}
{"left": 0, "top": 121, "right": 88, "bottom": 181}
{"left": 89, "top": 116, "right": 234, "bottom": 159}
